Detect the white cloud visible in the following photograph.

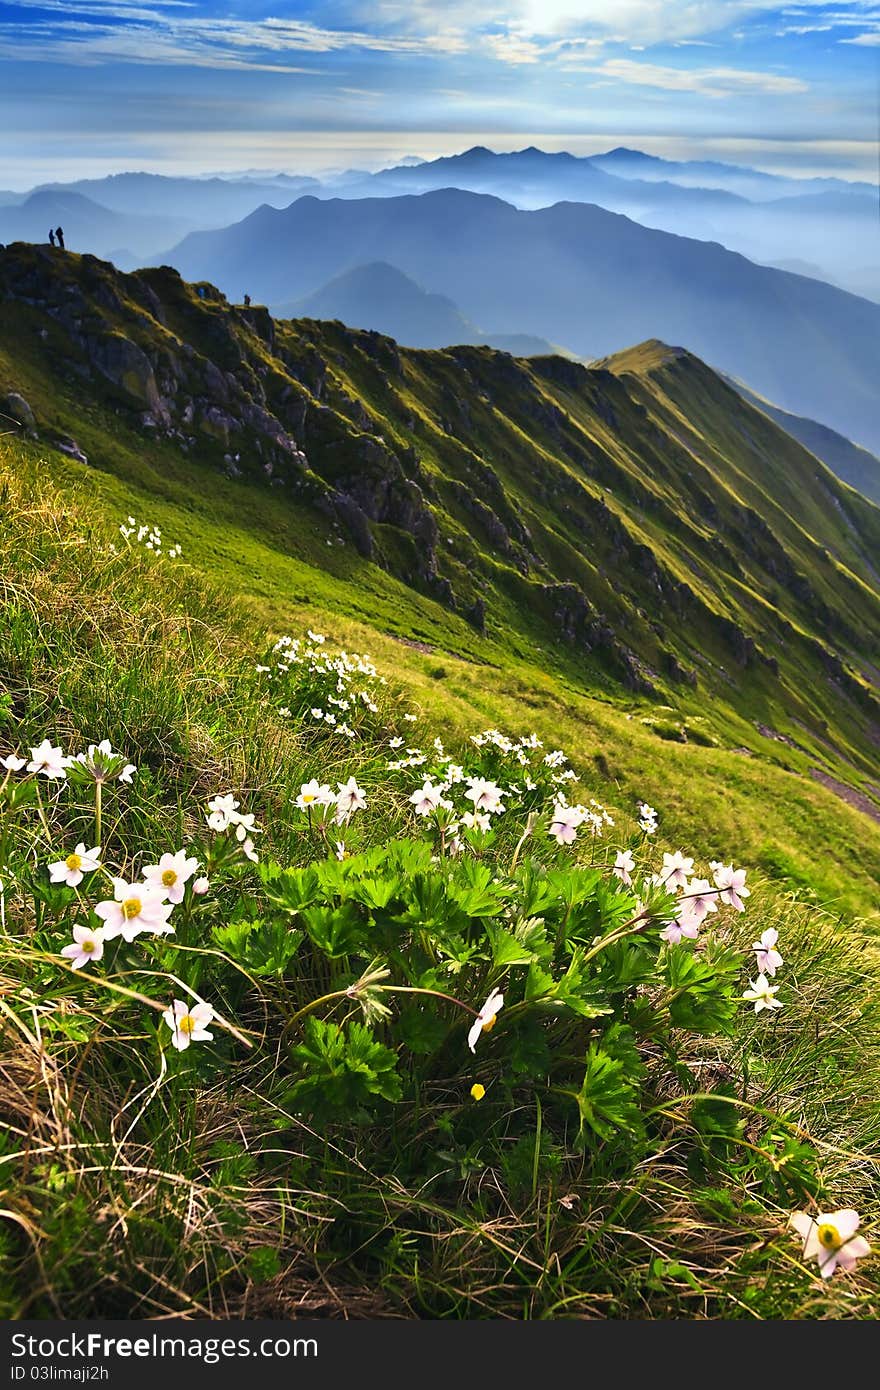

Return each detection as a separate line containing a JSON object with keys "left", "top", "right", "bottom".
{"left": 841, "top": 27, "right": 880, "bottom": 38}
{"left": 0, "top": 3, "right": 469, "bottom": 67}
{"left": 592, "top": 57, "right": 809, "bottom": 95}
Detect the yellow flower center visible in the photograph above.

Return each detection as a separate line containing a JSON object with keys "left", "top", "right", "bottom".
{"left": 161, "top": 869, "right": 178, "bottom": 887}
{"left": 81, "top": 938, "right": 96, "bottom": 954}
{"left": 481, "top": 1014, "right": 497, "bottom": 1034}
{"left": 817, "top": 1223, "right": 841, "bottom": 1251}
{"left": 122, "top": 897, "right": 142, "bottom": 920}
{"left": 470, "top": 1083, "right": 486, "bottom": 1102}
{"left": 178, "top": 1014, "right": 196, "bottom": 1036}
{"left": 302, "top": 793, "right": 316, "bottom": 803}
{"left": 65, "top": 853, "right": 82, "bottom": 872}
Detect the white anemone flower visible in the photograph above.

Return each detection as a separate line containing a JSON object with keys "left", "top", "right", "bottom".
{"left": 613, "top": 849, "right": 636, "bottom": 886}
{"left": 163, "top": 999, "right": 215, "bottom": 1052}
{"left": 61, "top": 924, "right": 106, "bottom": 970}
{"left": 94, "top": 879, "right": 174, "bottom": 941}
{"left": 49, "top": 843, "right": 102, "bottom": 888}
{"left": 143, "top": 849, "right": 200, "bottom": 904}
{"left": 742, "top": 972, "right": 783, "bottom": 1013}
{"left": 790, "top": 1210, "right": 871, "bottom": 1278}
{"left": 468, "top": 988, "right": 504, "bottom": 1052}
{"left": 295, "top": 780, "right": 336, "bottom": 810}
{"left": 27, "top": 739, "right": 70, "bottom": 780}
{"left": 1, "top": 753, "right": 27, "bottom": 772}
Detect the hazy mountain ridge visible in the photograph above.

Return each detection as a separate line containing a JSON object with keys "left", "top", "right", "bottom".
{"left": 1, "top": 243, "right": 879, "bottom": 802}
{"left": 325, "top": 146, "right": 878, "bottom": 299}
{"left": 163, "top": 189, "right": 880, "bottom": 454}
{"left": 280, "top": 260, "right": 562, "bottom": 355}
{"left": 4, "top": 145, "right": 876, "bottom": 301}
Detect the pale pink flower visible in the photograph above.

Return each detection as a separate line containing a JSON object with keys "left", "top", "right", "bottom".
{"left": 335, "top": 777, "right": 367, "bottom": 821}
{"left": 713, "top": 862, "right": 750, "bottom": 912}
{"left": 661, "top": 916, "right": 700, "bottom": 945}
{"left": 680, "top": 877, "right": 719, "bottom": 927}
{"left": 460, "top": 809, "right": 491, "bottom": 834}
{"left": 143, "top": 849, "right": 199, "bottom": 904}
{"left": 790, "top": 1210, "right": 871, "bottom": 1278}
{"left": 192, "top": 876, "right": 210, "bottom": 896}
{"left": 61, "top": 924, "right": 106, "bottom": 970}
{"left": 468, "top": 988, "right": 504, "bottom": 1052}
{"left": 410, "top": 780, "right": 445, "bottom": 816}
{"left": 548, "top": 804, "right": 583, "bottom": 845}
{"left": 162, "top": 998, "right": 215, "bottom": 1052}
{"left": 94, "top": 879, "right": 174, "bottom": 941}
{"left": 661, "top": 851, "right": 694, "bottom": 891}
{"left": 613, "top": 849, "right": 636, "bottom": 886}
{"left": 753, "top": 927, "right": 783, "bottom": 977}
{"left": 1, "top": 753, "right": 26, "bottom": 772}
{"left": 464, "top": 777, "right": 505, "bottom": 815}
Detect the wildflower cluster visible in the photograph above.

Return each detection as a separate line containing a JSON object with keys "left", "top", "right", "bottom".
{"left": 255, "top": 632, "right": 393, "bottom": 740}
{"left": 0, "top": 736, "right": 264, "bottom": 1052}
{"left": 117, "top": 517, "right": 182, "bottom": 559}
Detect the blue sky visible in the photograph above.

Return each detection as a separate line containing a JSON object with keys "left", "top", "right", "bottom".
{"left": 0, "top": 0, "right": 877, "bottom": 186}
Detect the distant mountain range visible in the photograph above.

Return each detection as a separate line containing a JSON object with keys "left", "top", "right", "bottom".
{"left": 164, "top": 188, "right": 880, "bottom": 455}
{"left": 327, "top": 146, "right": 878, "bottom": 301}
{"left": 3, "top": 146, "right": 876, "bottom": 301}
{"left": 281, "top": 261, "right": 562, "bottom": 356}
{"left": 0, "top": 172, "right": 320, "bottom": 264}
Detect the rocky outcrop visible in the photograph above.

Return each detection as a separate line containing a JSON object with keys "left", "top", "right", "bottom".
{"left": 1, "top": 391, "right": 36, "bottom": 436}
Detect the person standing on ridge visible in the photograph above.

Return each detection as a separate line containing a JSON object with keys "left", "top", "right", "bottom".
{"left": 243, "top": 293, "right": 251, "bottom": 307}
{"left": 55, "top": 227, "right": 65, "bottom": 250}
{"left": 49, "top": 229, "right": 56, "bottom": 247}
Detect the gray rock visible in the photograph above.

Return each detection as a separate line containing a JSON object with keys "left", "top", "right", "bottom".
{"left": 1, "top": 391, "right": 37, "bottom": 436}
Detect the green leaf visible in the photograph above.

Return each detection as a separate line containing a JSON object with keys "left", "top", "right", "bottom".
{"left": 487, "top": 924, "right": 536, "bottom": 968}
{"left": 572, "top": 1040, "right": 645, "bottom": 1148}
{"left": 259, "top": 863, "right": 320, "bottom": 913}
{"left": 287, "top": 1016, "right": 402, "bottom": 1116}
{"left": 301, "top": 901, "right": 365, "bottom": 958}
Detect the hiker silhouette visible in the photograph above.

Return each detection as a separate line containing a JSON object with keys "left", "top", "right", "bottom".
{"left": 55, "top": 227, "right": 65, "bottom": 250}
{"left": 49, "top": 229, "right": 56, "bottom": 247}
{"left": 243, "top": 293, "right": 251, "bottom": 307}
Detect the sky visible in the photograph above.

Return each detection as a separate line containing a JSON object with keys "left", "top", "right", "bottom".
{"left": 0, "top": 0, "right": 878, "bottom": 187}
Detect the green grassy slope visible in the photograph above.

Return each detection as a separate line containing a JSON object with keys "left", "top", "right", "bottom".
{"left": 723, "top": 372, "right": 880, "bottom": 506}
{"left": 1, "top": 242, "right": 878, "bottom": 920}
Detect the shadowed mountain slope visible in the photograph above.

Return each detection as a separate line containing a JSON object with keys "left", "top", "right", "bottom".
{"left": 723, "top": 375, "right": 880, "bottom": 506}
{"left": 279, "top": 260, "right": 560, "bottom": 355}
